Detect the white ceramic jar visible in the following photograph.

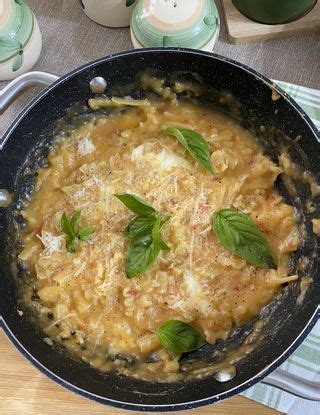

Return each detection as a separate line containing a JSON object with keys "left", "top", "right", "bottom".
{"left": 0, "top": 0, "right": 42, "bottom": 81}
{"left": 130, "top": 0, "right": 220, "bottom": 52}
{"left": 80, "top": 0, "right": 136, "bottom": 28}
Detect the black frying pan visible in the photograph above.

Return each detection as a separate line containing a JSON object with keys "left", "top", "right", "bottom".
{"left": 0, "top": 49, "right": 319, "bottom": 411}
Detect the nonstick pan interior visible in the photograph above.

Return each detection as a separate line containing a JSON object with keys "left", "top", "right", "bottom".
{"left": 0, "top": 49, "right": 319, "bottom": 411}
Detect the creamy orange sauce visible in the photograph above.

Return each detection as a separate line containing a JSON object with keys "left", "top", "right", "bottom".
{"left": 18, "top": 98, "right": 299, "bottom": 381}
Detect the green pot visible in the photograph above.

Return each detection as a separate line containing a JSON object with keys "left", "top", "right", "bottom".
{"left": 232, "top": 0, "right": 317, "bottom": 24}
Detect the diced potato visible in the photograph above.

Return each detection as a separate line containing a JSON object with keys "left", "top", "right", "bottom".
{"left": 18, "top": 244, "right": 40, "bottom": 261}
{"left": 38, "top": 286, "right": 60, "bottom": 303}
{"left": 137, "top": 334, "right": 160, "bottom": 353}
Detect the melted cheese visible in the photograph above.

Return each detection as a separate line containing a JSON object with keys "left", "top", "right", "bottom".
{"left": 184, "top": 270, "right": 201, "bottom": 297}
{"left": 131, "top": 143, "right": 192, "bottom": 171}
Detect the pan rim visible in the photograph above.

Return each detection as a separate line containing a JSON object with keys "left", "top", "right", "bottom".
{"left": 1, "top": 47, "right": 319, "bottom": 411}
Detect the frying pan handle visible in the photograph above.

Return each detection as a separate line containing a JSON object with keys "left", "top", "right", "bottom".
{"left": 262, "top": 368, "right": 320, "bottom": 401}
{"left": 0, "top": 71, "right": 59, "bottom": 114}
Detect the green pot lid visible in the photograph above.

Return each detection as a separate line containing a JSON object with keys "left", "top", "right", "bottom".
{"left": 131, "top": 0, "right": 220, "bottom": 49}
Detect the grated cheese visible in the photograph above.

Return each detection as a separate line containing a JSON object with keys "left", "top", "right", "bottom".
{"left": 77, "top": 137, "right": 95, "bottom": 156}
{"left": 37, "top": 232, "right": 64, "bottom": 254}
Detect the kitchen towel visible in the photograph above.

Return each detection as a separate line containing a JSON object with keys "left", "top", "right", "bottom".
{"left": 241, "top": 80, "right": 320, "bottom": 415}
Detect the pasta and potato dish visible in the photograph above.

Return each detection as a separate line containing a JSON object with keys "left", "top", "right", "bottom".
{"left": 18, "top": 80, "right": 299, "bottom": 381}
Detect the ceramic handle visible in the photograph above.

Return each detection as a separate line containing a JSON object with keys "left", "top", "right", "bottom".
{"left": 0, "top": 71, "right": 59, "bottom": 114}
{"left": 262, "top": 368, "right": 320, "bottom": 401}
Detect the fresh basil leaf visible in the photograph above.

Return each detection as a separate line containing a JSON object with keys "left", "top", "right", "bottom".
{"left": 119, "top": 197, "right": 170, "bottom": 278}
{"left": 152, "top": 217, "right": 170, "bottom": 250}
{"left": 61, "top": 210, "right": 93, "bottom": 252}
{"left": 125, "top": 234, "right": 160, "bottom": 278}
{"left": 70, "top": 209, "right": 82, "bottom": 229}
{"left": 78, "top": 226, "right": 95, "bottom": 241}
{"left": 212, "top": 209, "right": 276, "bottom": 269}
{"left": 61, "top": 213, "right": 75, "bottom": 239}
{"left": 124, "top": 216, "right": 170, "bottom": 277}
{"left": 160, "top": 214, "right": 171, "bottom": 224}
{"left": 163, "top": 127, "right": 214, "bottom": 174}
{"left": 65, "top": 235, "right": 75, "bottom": 253}
{"left": 115, "top": 193, "right": 156, "bottom": 216}
{"left": 124, "top": 216, "right": 155, "bottom": 238}
{"left": 156, "top": 320, "right": 206, "bottom": 353}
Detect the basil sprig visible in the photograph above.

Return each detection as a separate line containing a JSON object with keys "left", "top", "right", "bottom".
{"left": 124, "top": 216, "right": 155, "bottom": 238}
{"left": 61, "top": 209, "right": 95, "bottom": 253}
{"left": 156, "top": 320, "right": 206, "bottom": 353}
{"left": 162, "top": 127, "right": 214, "bottom": 174}
{"left": 114, "top": 193, "right": 156, "bottom": 217}
{"left": 115, "top": 193, "right": 170, "bottom": 278}
{"left": 212, "top": 209, "right": 276, "bottom": 269}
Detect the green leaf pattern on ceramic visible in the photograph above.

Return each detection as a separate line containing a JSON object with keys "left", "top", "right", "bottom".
{"left": 0, "top": 0, "right": 34, "bottom": 71}
{"left": 162, "top": 36, "right": 178, "bottom": 47}
{"left": 0, "top": 37, "right": 21, "bottom": 51}
{"left": 126, "top": 0, "right": 136, "bottom": 6}
{"left": 203, "top": 14, "right": 217, "bottom": 28}
{"left": 12, "top": 51, "right": 23, "bottom": 72}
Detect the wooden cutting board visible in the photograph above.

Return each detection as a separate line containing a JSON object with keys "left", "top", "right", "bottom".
{"left": 0, "top": 330, "right": 280, "bottom": 415}
{"left": 222, "top": 0, "right": 320, "bottom": 43}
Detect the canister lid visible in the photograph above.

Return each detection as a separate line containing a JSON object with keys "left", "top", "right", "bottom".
{"left": 130, "top": 0, "right": 220, "bottom": 51}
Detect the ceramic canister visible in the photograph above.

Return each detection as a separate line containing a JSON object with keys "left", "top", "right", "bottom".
{"left": 131, "top": 0, "right": 220, "bottom": 51}
{"left": 80, "top": 0, "right": 136, "bottom": 28}
{"left": 232, "top": 0, "right": 317, "bottom": 24}
{"left": 0, "top": 0, "right": 42, "bottom": 81}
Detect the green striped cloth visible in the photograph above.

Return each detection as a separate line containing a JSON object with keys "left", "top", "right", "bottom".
{"left": 241, "top": 81, "right": 320, "bottom": 414}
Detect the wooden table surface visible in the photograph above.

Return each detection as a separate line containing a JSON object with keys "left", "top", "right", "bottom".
{"left": 0, "top": 331, "right": 280, "bottom": 415}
